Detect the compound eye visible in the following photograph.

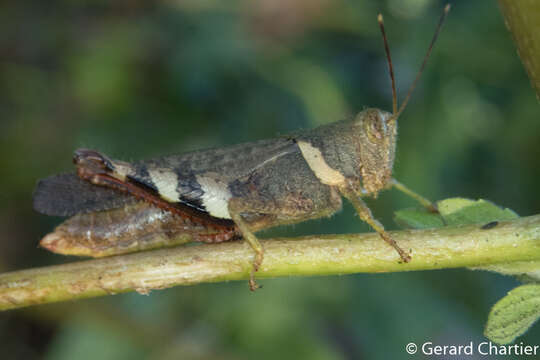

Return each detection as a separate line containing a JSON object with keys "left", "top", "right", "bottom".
{"left": 365, "top": 114, "right": 384, "bottom": 142}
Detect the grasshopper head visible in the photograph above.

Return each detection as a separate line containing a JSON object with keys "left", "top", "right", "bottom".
{"left": 354, "top": 108, "right": 397, "bottom": 196}
{"left": 356, "top": 5, "right": 449, "bottom": 194}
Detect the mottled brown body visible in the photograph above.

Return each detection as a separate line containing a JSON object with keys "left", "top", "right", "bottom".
{"left": 67, "top": 110, "right": 393, "bottom": 235}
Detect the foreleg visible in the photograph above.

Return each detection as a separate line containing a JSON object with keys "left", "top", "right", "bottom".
{"left": 339, "top": 185, "right": 411, "bottom": 262}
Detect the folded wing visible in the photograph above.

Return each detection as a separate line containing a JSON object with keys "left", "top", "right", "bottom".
{"left": 33, "top": 173, "right": 136, "bottom": 217}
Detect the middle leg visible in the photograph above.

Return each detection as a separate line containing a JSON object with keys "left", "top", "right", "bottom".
{"left": 228, "top": 198, "right": 266, "bottom": 291}
{"left": 227, "top": 187, "right": 343, "bottom": 291}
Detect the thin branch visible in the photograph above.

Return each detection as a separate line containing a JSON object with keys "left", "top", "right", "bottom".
{"left": 1, "top": 214, "right": 540, "bottom": 311}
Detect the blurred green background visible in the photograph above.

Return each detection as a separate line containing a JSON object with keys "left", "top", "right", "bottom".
{"left": 1, "top": 0, "right": 539, "bottom": 359}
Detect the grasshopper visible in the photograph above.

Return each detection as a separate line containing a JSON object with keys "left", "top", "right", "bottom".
{"left": 33, "top": 5, "right": 450, "bottom": 290}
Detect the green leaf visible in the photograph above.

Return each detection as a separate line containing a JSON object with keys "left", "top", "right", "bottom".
{"left": 393, "top": 208, "right": 444, "bottom": 229}
{"left": 438, "top": 198, "right": 518, "bottom": 226}
{"left": 394, "top": 197, "right": 519, "bottom": 230}
{"left": 484, "top": 284, "right": 540, "bottom": 344}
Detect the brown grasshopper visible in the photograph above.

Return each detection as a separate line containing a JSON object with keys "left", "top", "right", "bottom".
{"left": 33, "top": 5, "right": 450, "bottom": 290}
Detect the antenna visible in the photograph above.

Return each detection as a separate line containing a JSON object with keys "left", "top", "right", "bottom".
{"left": 378, "top": 14, "right": 398, "bottom": 115}
{"left": 379, "top": 4, "right": 451, "bottom": 121}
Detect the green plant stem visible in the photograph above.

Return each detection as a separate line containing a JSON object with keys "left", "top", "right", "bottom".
{"left": 499, "top": 0, "right": 540, "bottom": 99}
{"left": 1, "top": 214, "right": 540, "bottom": 311}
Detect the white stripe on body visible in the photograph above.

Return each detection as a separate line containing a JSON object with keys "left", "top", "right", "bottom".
{"left": 148, "top": 168, "right": 181, "bottom": 203}
{"left": 196, "top": 175, "right": 232, "bottom": 219}
{"left": 297, "top": 140, "right": 346, "bottom": 186}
